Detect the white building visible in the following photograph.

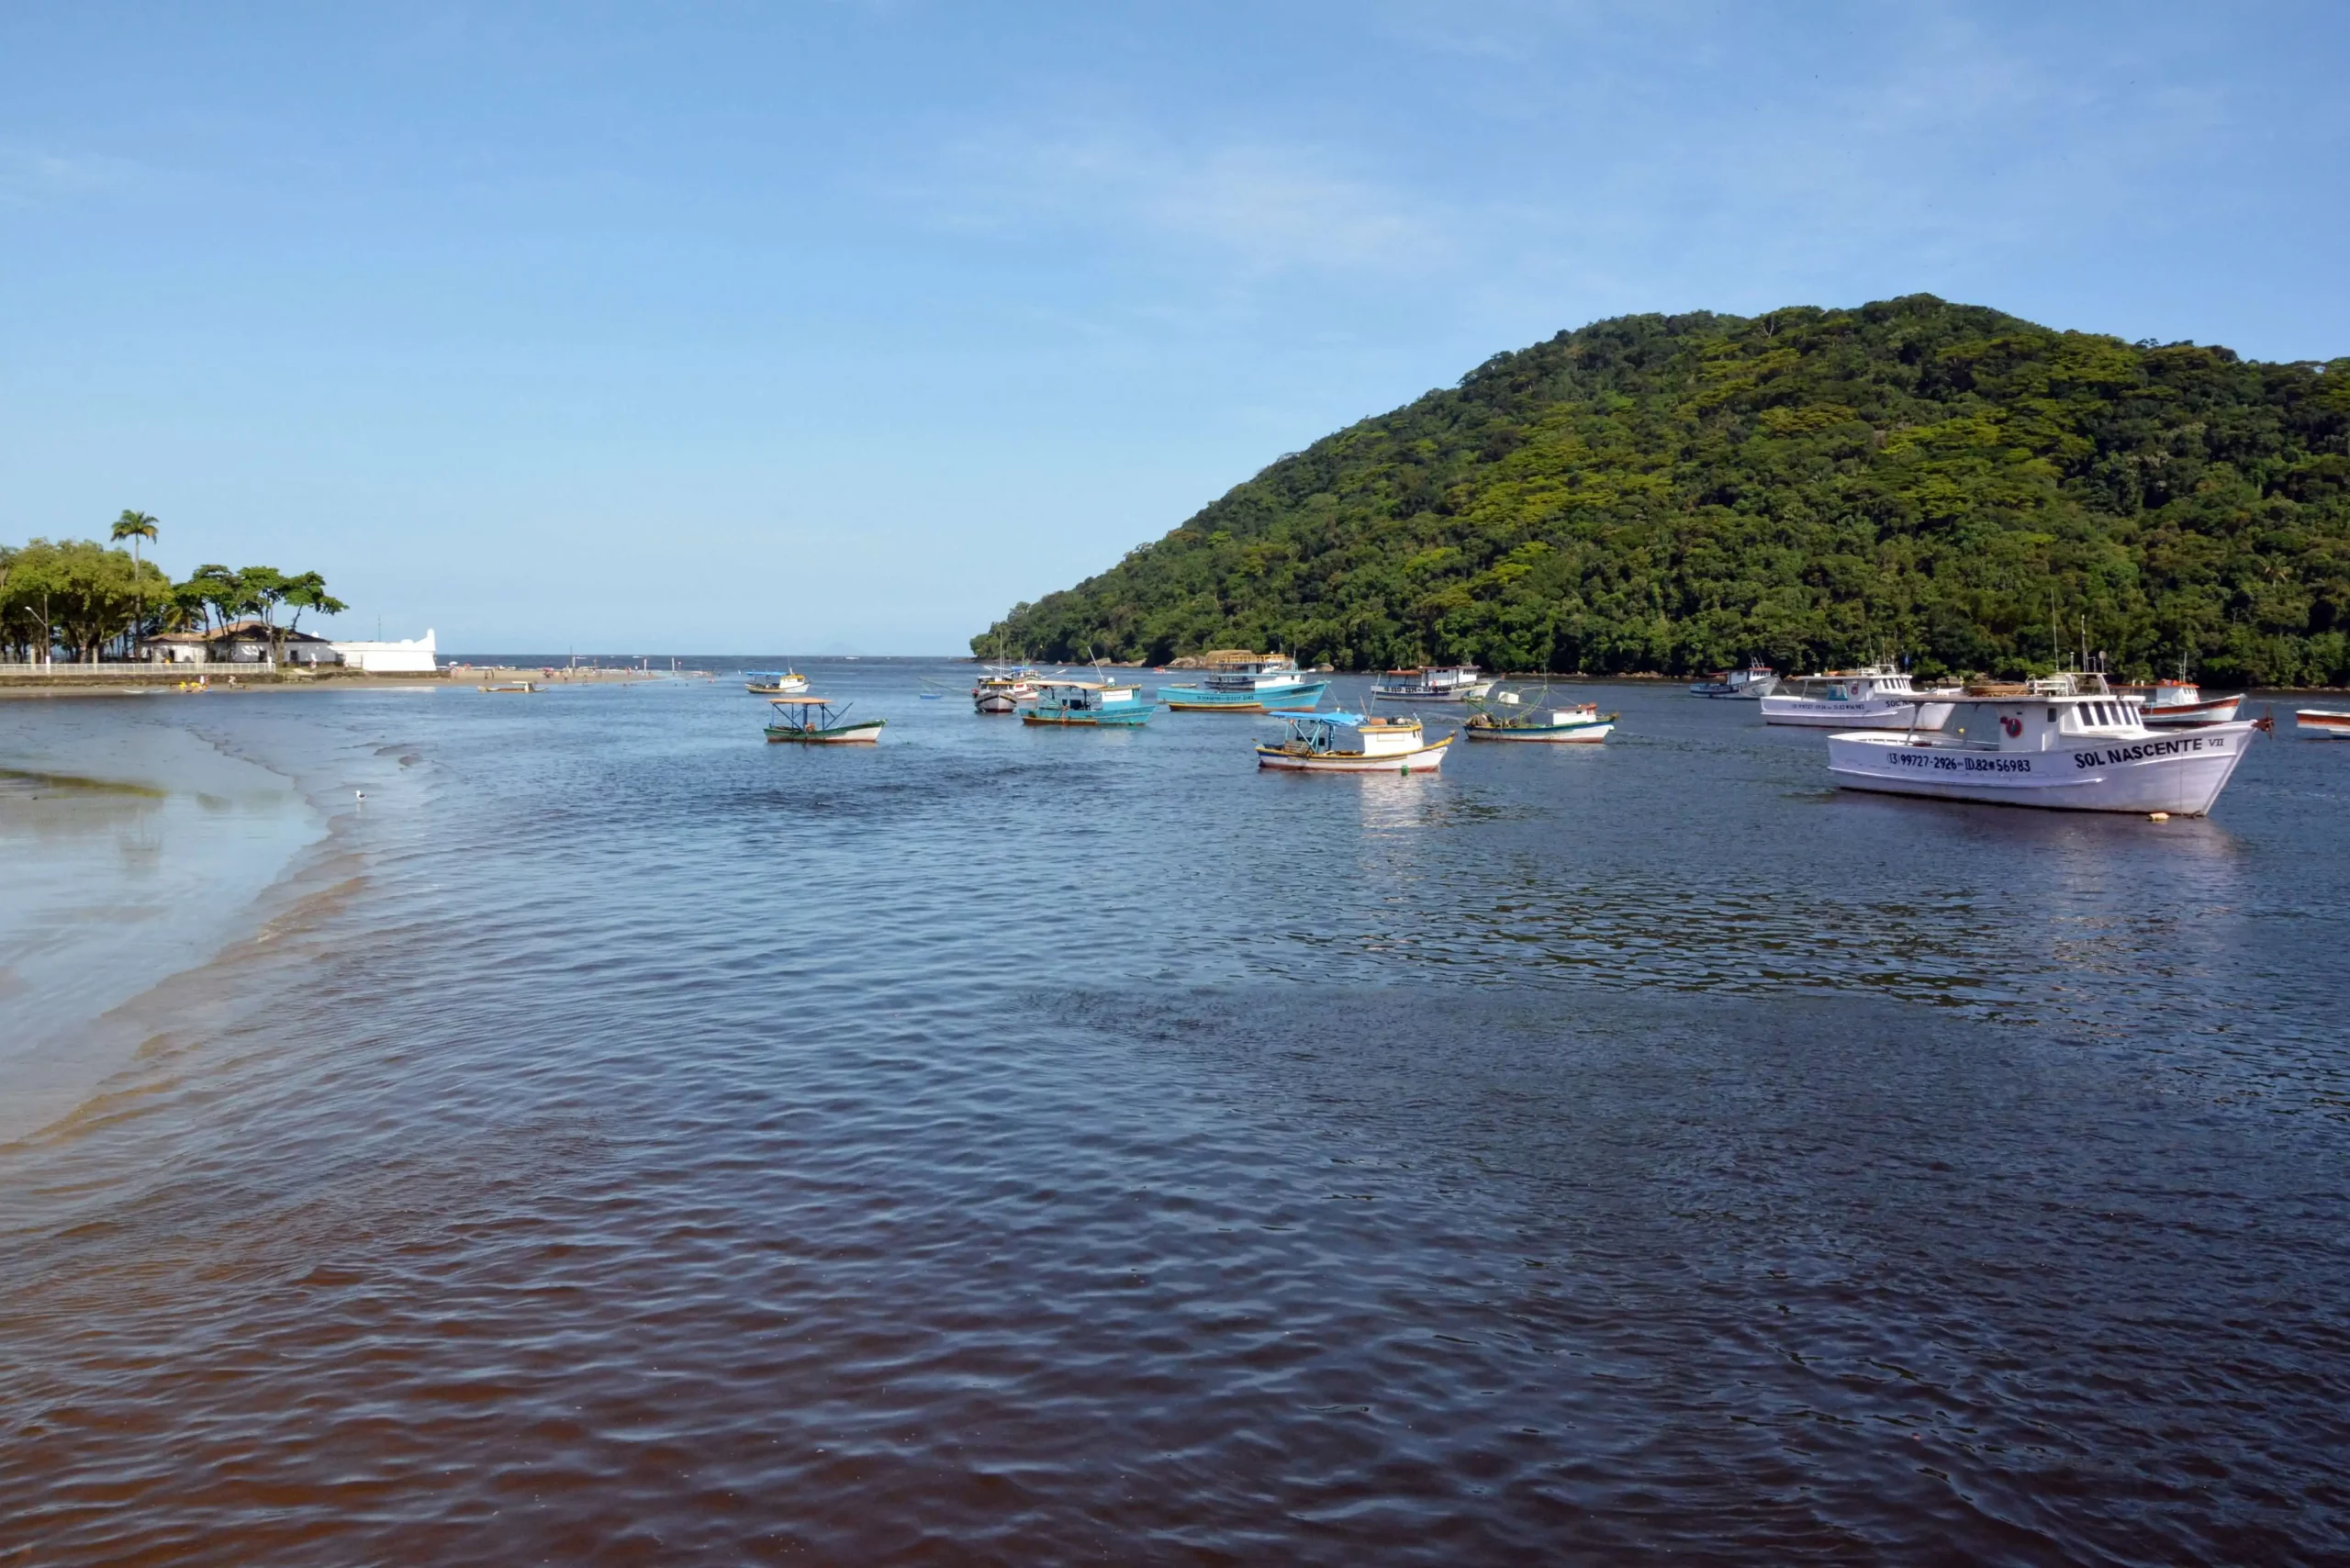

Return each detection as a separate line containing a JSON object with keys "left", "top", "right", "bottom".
{"left": 330, "top": 630, "right": 439, "bottom": 673}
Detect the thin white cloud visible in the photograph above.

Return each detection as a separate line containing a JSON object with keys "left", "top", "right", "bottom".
{"left": 0, "top": 143, "right": 138, "bottom": 204}
{"left": 917, "top": 126, "right": 1450, "bottom": 275}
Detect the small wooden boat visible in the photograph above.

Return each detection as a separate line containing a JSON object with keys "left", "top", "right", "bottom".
{"left": 1020, "top": 680, "right": 1155, "bottom": 726}
{"left": 1257, "top": 712, "right": 1451, "bottom": 773}
{"left": 1463, "top": 686, "right": 1616, "bottom": 742}
{"left": 1689, "top": 659, "right": 1777, "bottom": 699}
{"left": 745, "top": 669, "right": 809, "bottom": 694}
{"left": 2295, "top": 709, "right": 2350, "bottom": 739}
{"left": 2128, "top": 677, "right": 2241, "bottom": 726}
{"left": 764, "top": 696, "right": 884, "bottom": 745}
{"left": 478, "top": 680, "right": 537, "bottom": 693}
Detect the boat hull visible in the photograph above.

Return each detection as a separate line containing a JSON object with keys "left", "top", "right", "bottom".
{"left": 1256, "top": 736, "right": 1451, "bottom": 772}
{"left": 2142, "top": 696, "right": 2241, "bottom": 726}
{"left": 1020, "top": 708, "right": 1153, "bottom": 726}
{"left": 765, "top": 719, "right": 886, "bottom": 745}
{"left": 1690, "top": 677, "right": 1778, "bottom": 699}
{"left": 973, "top": 692, "right": 1019, "bottom": 714}
{"left": 2295, "top": 710, "right": 2350, "bottom": 738}
{"left": 1827, "top": 723, "right": 2255, "bottom": 815}
{"left": 746, "top": 681, "right": 809, "bottom": 695}
{"left": 1762, "top": 697, "right": 1955, "bottom": 729}
{"left": 1164, "top": 679, "right": 1328, "bottom": 712}
{"left": 1462, "top": 721, "right": 1613, "bottom": 743}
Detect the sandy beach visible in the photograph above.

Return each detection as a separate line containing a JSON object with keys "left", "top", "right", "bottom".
{"left": 0, "top": 711, "right": 327, "bottom": 1141}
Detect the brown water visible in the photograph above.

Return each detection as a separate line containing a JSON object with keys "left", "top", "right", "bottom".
{"left": 4, "top": 668, "right": 2348, "bottom": 1564}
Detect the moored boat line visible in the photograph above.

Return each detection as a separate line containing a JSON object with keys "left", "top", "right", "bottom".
{"left": 1761, "top": 665, "right": 1960, "bottom": 729}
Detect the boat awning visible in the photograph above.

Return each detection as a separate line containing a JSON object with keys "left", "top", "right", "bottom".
{"left": 1293, "top": 711, "right": 1369, "bottom": 726}
{"left": 767, "top": 696, "right": 835, "bottom": 705}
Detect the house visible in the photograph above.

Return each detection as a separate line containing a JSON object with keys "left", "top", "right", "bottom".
{"left": 329, "top": 630, "right": 438, "bottom": 673}
{"left": 141, "top": 619, "right": 344, "bottom": 666}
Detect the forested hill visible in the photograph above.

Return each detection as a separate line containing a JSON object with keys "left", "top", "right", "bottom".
{"left": 974, "top": 297, "right": 2350, "bottom": 685}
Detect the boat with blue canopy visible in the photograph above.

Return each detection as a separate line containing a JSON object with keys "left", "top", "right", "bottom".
{"left": 745, "top": 669, "right": 809, "bottom": 694}
{"left": 1256, "top": 711, "right": 1451, "bottom": 773}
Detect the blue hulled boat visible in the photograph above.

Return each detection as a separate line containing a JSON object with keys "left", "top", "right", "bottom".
{"left": 1160, "top": 655, "right": 1327, "bottom": 713}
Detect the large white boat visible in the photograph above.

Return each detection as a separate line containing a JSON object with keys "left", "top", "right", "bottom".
{"left": 1256, "top": 711, "right": 1451, "bottom": 773}
{"left": 1370, "top": 665, "right": 1492, "bottom": 703}
{"left": 1827, "top": 675, "right": 2261, "bottom": 815}
{"left": 1761, "top": 665, "right": 1958, "bottom": 729}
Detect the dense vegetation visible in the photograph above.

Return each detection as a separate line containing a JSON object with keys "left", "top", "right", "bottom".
{"left": 2, "top": 516, "right": 342, "bottom": 663}
{"left": 976, "top": 297, "right": 2350, "bottom": 685}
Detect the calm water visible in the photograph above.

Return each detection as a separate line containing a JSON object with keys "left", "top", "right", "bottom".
{"left": 4, "top": 665, "right": 2348, "bottom": 1564}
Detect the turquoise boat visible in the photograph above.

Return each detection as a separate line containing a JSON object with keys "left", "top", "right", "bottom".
{"left": 1160, "top": 656, "right": 1327, "bottom": 712}
{"left": 1021, "top": 680, "right": 1155, "bottom": 726}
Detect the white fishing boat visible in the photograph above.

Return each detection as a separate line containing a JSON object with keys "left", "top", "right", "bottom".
{"left": 1461, "top": 684, "right": 1616, "bottom": 743}
{"left": 1828, "top": 674, "right": 2263, "bottom": 815}
{"left": 2129, "top": 677, "right": 2242, "bottom": 727}
{"left": 744, "top": 669, "right": 809, "bottom": 695}
{"left": 1688, "top": 659, "right": 1778, "bottom": 699}
{"left": 1256, "top": 711, "right": 1452, "bottom": 773}
{"left": 972, "top": 665, "right": 1040, "bottom": 714}
{"left": 1369, "top": 665, "right": 1491, "bottom": 702}
{"left": 2294, "top": 709, "right": 2350, "bottom": 739}
{"left": 1761, "top": 665, "right": 1959, "bottom": 729}
{"left": 765, "top": 695, "right": 885, "bottom": 745}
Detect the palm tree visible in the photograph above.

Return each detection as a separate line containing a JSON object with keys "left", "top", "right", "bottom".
{"left": 110, "top": 510, "right": 159, "bottom": 659}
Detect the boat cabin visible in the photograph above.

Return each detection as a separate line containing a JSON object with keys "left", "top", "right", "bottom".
{"left": 1922, "top": 676, "right": 2153, "bottom": 752}
{"left": 1280, "top": 712, "right": 1426, "bottom": 756}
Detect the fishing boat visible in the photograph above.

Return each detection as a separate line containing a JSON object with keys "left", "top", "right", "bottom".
{"left": 1689, "top": 659, "right": 1778, "bottom": 699}
{"left": 478, "top": 679, "right": 537, "bottom": 693}
{"left": 745, "top": 669, "right": 809, "bottom": 695}
{"left": 1827, "top": 674, "right": 2262, "bottom": 815}
{"left": 1461, "top": 685, "right": 1616, "bottom": 743}
{"left": 1020, "top": 680, "right": 1155, "bottom": 727}
{"left": 1761, "top": 665, "right": 1959, "bottom": 729}
{"left": 2295, "top": 709, "right": 2350, "bottom": 739}
{"left": 2128, "top": 677, "right": 2242, "bottom": 727}
{"left": 1256, "top": 711, "right": 1452, "bottom": 773}
{"left": 972, "top": 666, "right": 1040, "bottom": 714}
{"left": 1369, "top": 665, "right": 1492, "bottom": 702}
{"left": 764, "top": 696, "right": 885, "bottom": 745}
{"left": 1160, "top": 655, "right": 1328, "bottom": 712}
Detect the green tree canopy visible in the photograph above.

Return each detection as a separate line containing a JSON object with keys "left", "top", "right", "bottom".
{"left": 975, "top": 297, "right": 2350, "bottom": 687}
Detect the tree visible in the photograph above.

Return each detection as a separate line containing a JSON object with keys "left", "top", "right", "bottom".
{"left": 110, "top": 510, "right": 160, "bottom": 653}
{"left": 181, "top": 564, "right": 241, "bottom": 633}
{"left": 235, "top": 566, "right": 291, "bottom": 663}
{"left": 281, "top": 572, "right": 348, "bottom": 642}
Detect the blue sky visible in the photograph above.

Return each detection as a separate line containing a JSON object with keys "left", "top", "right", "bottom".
{"left": 4, "top": 2, "right": 2344, "bottom": 654}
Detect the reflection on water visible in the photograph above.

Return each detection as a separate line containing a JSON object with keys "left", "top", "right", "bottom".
{"left": 2, "top": 670, "right": 2347, "bottom": 1564}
